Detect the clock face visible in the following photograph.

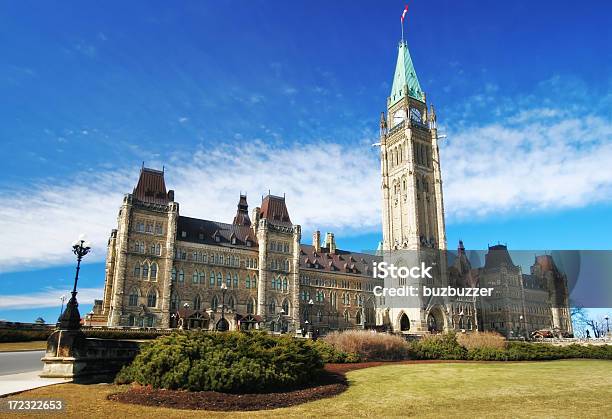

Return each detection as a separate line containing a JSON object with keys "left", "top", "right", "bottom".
{"left": 393, "top": 110, "right": 405, "bottom": 127}
{"left": 410, "top": 107, "right": 422, "bottom": 124}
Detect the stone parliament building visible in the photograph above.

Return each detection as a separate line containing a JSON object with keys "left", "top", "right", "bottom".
{"left": 90, "top": 38, "right": 572, "bottom": 337}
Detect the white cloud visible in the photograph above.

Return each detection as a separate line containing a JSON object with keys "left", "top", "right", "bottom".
{"left": 0, "top": 287, "right": 104, "bottom": 310}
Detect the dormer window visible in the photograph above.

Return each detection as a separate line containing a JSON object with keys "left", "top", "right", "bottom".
{"left": 181, "top": 231, "right": 187, "bottom": 238}
{"left": 246, "top": 239, "right": 252, "bottom": 247}
{"left": 215, "top": 235, "right": 221, "bottom": 243}
{"left": 231, "top": 236, "right": 237, "bottom": 245}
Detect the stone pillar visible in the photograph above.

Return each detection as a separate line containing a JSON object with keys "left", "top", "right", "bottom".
{"left": 256, "top": 219, "right": 268, "bottom": 322}
{"left": 109, "top": 194, "right": 133, "bottom": 326}
{"left": 160, "top": 202, "right": 179, "bottom": 328}
{"left": 291, "top": 225, "right": 302, "bottom": 331}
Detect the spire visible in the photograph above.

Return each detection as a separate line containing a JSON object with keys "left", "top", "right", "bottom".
{"left": 389, "top": 41, "right": 424, "bottom": 105}
{"left": 232, "top": 194, "right": 251, "bottom": 226}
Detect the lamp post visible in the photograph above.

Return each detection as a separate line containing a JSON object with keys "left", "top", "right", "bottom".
{"left": 280, "top": 308, "right": 286, "bottom": 333}
{"left": 308, "top": 299, "right": 314, "bottom": 337}
{"left": 605, "top": 315, "right": 610, "bottom": 335}
{"left": 459, "top": 310, "right": 464, "bottom": 332}
{"left": 58, "top": 294, "right": 67, "bottom": 322}
{"left": 216, "top": 283, "right": 229, "bottom": 331}
{"left": 59, "top": 237, "right": 91, "bottom": 330}
{"left": 519, "top": 315, "right": 524, "bottom": 339}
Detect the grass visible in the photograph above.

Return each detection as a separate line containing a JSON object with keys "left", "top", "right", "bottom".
{"left": 0, "top": 340, "right": 47, "bottom": 352}
{"left": 4, "top": 360, "right": 612, "bottom": 418}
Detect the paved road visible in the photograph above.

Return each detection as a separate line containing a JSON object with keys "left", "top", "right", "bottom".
{"left": 0, "top": 351, "right": 44, "bottom": 376}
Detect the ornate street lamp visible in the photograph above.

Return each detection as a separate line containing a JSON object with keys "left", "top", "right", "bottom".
{"left": 58, "top": 294, "right": 67, "bottom": 321}
{"left": 308, "top": 299, "right": 314, "bottom": 336}
{"left": 605, "top": 315, "right": 610, "bottom": 335}
{"left": 59, "top": 237, "right": 91, "bottom": 330}
{"left": 216, "top": 283, "right": 229, "bottom": 331}
{"left": 519, "top": 315, "right": 524, "bottom": 339}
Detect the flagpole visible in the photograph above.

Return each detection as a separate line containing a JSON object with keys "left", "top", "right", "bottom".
{"left": 401, "top": 18, "right": 404, "bottom": 42}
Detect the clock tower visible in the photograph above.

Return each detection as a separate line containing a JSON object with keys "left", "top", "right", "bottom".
{"left": 378, "top": 39, "right": 450, "bottom": 333}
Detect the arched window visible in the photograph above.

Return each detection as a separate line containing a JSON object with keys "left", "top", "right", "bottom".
{"left": 200, "top": 271, "right": 205, "bottom": 284}
{"left": 134, "top": 264, "right": 140, "bottom": 277}
{"left": 192, "top": 270, "right": 199, "bottom": 284}
{"left": 343, "top": 310, "right": 349, "bottom": 322}
{"left": 212, "top": 295, "right": 219, "bottom": 310}
{"left": 282, "top": 276, "right": 288, "bottom": 291}
{"left": 210, "top": 271, "right": 215, "bottom": 286}
{"left": 245, "top": 275, "right": 251, "bottom": 289}
{"left": 356, "top": 309, "right": 362, "bottom": 324}
{"left": 268, "top": 299, "right": 276, "bottom": 314}
{"left": 253, "top": 275, "right": 257, "bottom": 289}
{"left": 271, "top": 277, "right": 276, "bottom": 290}
{"left": 317, "top": 310, "right": 323, "bottom": 322}
{"left": 142, "top": 262, "right": 149, "bottom": 279}
{"left": 217, "top": 272, "right": 222, "bottom": 286}
{"left": 226, "top": 272, "right": 231, "bottom": 287}
{"left": 178, "top": 269, "right": 184, "bottom": 282}
{"left": 147, "top": 289, "right": 157, "bottom": 308}
{"left": 170, "top": 291, "right": 179, "bottom": 311}
{"left": 155, "top": 243, "right": 161, "bottom": 256}
{"left": 233, "top": 273, "right": 239, "bottom": 288}
{"left": 331, "top": 292, "right": 337, "bottom": 309}
{"left": 228, "top": 296, "right": 235, "bottom": 310}
{"left": 171, "top": 267, "right": 177, "bottom": 282}
{"left": 246, "top": 298, "right": 255, "bottom": 314}
{"left": 150, "top": 263, "right": 157, "bottom": 280}
{"left": 194, "top": 295, "right": 202, "bottom": 310}
{"left": 282, "top": 299, "right": 289, "bottom": 314}
{"left": 128, "top": 289, "right": 138, "bottom": 306}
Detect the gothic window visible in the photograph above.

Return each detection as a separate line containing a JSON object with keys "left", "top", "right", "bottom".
{"left": 343, "top": 310, "right": 350, "bottom": 322}
{"left": 228, "top": 296, "right": 235, "bottom": 310}
{"left": 282, "top": 299, "right": 289, "bottom": 314}
{"left": 226, "top": 272, "right": 231, "bottom": 287}
{"left": 150, "top": 263, "right": 157, "bottom": 280}
{"left": 150, "top": 244, "right": 156, "bottom": 254}
{"left": 142, "top": 262, "right": 149, "bottom": 279}
{"left": 217, "top": 272, "right": 222, "bottom": 286}
{"left": 134, "top": 264, "right": 140, "bottom": 278}
{"left": 194, "top": 295, "right": 202, "bottom": 310}
{"left": 212, "top": 295, "right": 219, "bottom": 310}
{"left": 155, "top": 244, "right": 162, "bottom": 256}
{"left": 192, "top": 270, "right": 199, "bottom": 284}
{"left": 139, "top": 242, "right": 145, "bottom": 253}
{"left": 147, "top": 289, "right": 157, "bottom": 308}
{"left": 146, "top": 223, "right": 153, "bottom": 234}
{"left": 268, "top": 299, "right": 276, "bottom": 314}
{"left": 210, "top": 271, "right": 215, "bottom": 286}
{"left": 246, "top": 298, "right": 255, "bottom": 314}
{"left": 128, "top": 289, "right": 138, "bottom": 306}
{"left": 233, "top": 273, "right": 239, "bottom": 288}
{"left": 331, "top": 292, "right": 337, "bottom": 309}
{"left": 155, "top": 223, "right": 163, "bottom": 235}
{"left": 282, "top": 276, "right": 288, "bottom": 291}
{"left": 245, "top": 275, "right": 251, "bottom": 289}
{"left": 200, "top": 271, "right": 205, "bottom": 284}
{"left": 253, "top": 274, "right": 257, "bottom": 288}
{"left": 170, "top": 292, "right": 179, "bottom": 311}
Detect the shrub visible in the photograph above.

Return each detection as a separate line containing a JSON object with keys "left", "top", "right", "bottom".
{"left": 323, "top": 330, "right": 410, "bottom": 361}
{"left": 0, "top": 329, "right": 52, "bottom": 342}
{"left": 83, "top": 328, "right": 170, "bottom": 340}
{"left": 307, "top": 339, "right": 361, "bottom": 363}
{"left": 115, "top": 331, "right": 324, "bottom": 393}
{"left": 407, "top": 332, "right": 467, "bottom": 360}
{"left": 457, "top": 331, "right": 505, "bottom": 350}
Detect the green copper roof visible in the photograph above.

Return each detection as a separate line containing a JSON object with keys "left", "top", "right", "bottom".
{"left": 389, "top": 41, "right": 424, "bottom": 105}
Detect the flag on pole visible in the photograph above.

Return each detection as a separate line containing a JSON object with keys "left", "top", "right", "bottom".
{"left": 401, "top": 5, "right": 409, "bottom": 23}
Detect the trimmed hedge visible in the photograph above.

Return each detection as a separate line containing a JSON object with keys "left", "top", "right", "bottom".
{"left": 115, "top": 331, "right": 324, "bottom": 393}
{"left": 0, "top": 329, "right": 52, "bottom": 343}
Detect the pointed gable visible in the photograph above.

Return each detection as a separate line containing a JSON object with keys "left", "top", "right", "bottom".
{"left": 233, "top": 194, "right": 252, "bottom": 226}
{"left": 260, "top": 194, "right": 292, "bottom": 225}
{"left": 389, "top": 40, "right": 424, "bottom": 105}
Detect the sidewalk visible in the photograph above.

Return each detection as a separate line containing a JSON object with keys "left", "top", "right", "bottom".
{"left": 0, "top": 371, "right": 71, "bottom": 396}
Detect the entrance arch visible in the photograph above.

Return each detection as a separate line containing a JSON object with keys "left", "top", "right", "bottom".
{"left": 427, "top": 306, "right": 446, "bottom": 333}
{"left": 399, "top": 312, "right": 410, "bottom": 331}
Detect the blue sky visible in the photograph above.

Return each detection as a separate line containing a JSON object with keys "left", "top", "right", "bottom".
{"left": 0, "top": 1, "right": 611, "bottom": 323}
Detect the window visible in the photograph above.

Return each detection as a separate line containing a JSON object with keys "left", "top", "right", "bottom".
{"left": 150, "top": 263, "right": 157, "bottom": 280}
{"left": 170, "top": 292, "right": 179, "bottom": 311}
{"left": 246, "top": 298, "right": 255, "bottom": 314}
{"left": 147, "top": 289, "right": 157, "bottom": 307}
{"left": 233, "top": 273, "right": 239, "bottom": 288}
{"left": 245, "top": 275, "right": 251, "bottom": 289}
{"left": 253, "top": 275, "right": 257, "bottom": 289}
{"left": 268, "top": 299, "right": 276, "bottom": 313}
{"left": 128, "top": 289, "right": 138, "bottom": 306}
{"left": 178, "top": 269, "right": 184, "bottom": 282}
{"left": 134, "top": 264, "right": 140, "bottom": 278}
{"left": 217, "top": 272, "right": 222, "bottom": 286}
{"left": 146, "top": 223, "right": 153, "bottom": 234}
{"left": 155, "top": 223, "right": 163, "bottom": 235}
{"left": 228, "top": 296, "right": 235, "bottom": 310}
{"left": 282, "top": 277, "right": 288, "bottom": 292}
{"left": 150, "top": 244, "right": 155, "bottom": 254}
{"left": 226, "top": 272, "right": 231, "bottom": 287}
{"left": 142, "top": 262, "right": 149, "bottom": 279}
{"left": 212, "top": 295, "right": 219, "bottom": 310}
{"left": 192, "top": 271, "right": 199, "bottom": 284}
{"left": 356, "top": 309, "right": 362, "bottom": 324}
{"left": 317, "top": 311, "right": 323, "bottom": 322}
{"left": 210, "top": 271, "right": 215, "bottom": 286}
{"left": 137, "top": 222, "right": 145, "bottom": 233}
{"left": 194, "top": 295, "right": 202, "bottom": 310}
{"left": 181, "top": 231, "right": 187, "bottom": 238}
{"left": 200, "top": 271, "right": 205, "bottom": 284}
{"left": 282, "top": 299, "right": 289, "bottom": 314}
{"left": 171, "top": 267, "right": 176, "bottom": 282}
{"left": 146, "top": 315, "right": 154, "bottom": 327}
{"left": 128, "top": 315, "right": 135, "bottom": 326}
{"left": 343, "top": 310, "right": 349, "bottom": 322}
{"left": 331, "top": 292, "right": 337, "bottom": 309}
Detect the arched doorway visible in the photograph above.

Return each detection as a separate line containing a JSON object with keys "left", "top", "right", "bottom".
{"left": 427, "top": 306, "right": 445, "bottom": 333}
{"left": 399, "top": 313, "right": 410, "bottom": 331}
{"left": 216, "top": 317, "right": 229, "bottom": 331}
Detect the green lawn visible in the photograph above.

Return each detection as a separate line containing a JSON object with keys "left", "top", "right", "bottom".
{"left": 5, "top": 360, "right": 612, "bottom": 418}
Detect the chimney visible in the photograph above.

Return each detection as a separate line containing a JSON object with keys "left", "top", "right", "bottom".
{"left": 313, "top": 230, "right": 321, "bottom": 253}
{"left": 325, "top": 232, "right": 336, "bottom": 254}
